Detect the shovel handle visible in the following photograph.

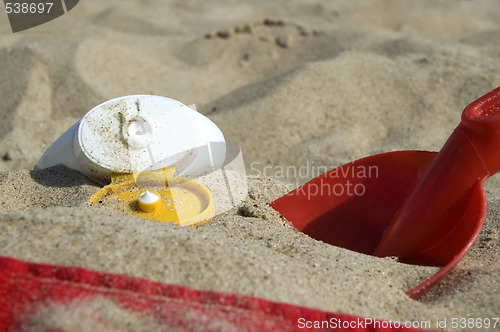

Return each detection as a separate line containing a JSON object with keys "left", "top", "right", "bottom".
{"left": 374, "top": 86, "right": 500, "bottom": 261}
{"left": 462, "top": 86, "right": 500, "bottom": 175}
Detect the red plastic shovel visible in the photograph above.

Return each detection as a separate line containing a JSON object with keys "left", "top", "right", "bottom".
{"left": 270, "top": 86, "right": 500, "bottom": 299}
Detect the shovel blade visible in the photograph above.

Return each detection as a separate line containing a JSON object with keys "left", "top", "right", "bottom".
{"left": 270, "top": 150, "right": 486, "bottom": 267}
{"left": 271, "top": 151, "right": 436, "bottom": 256}
{"left": 270, "top": 150, "right": 488, "bottom": 299}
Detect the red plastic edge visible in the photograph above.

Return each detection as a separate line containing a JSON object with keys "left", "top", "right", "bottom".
{"left": 463, "top": 86, "right": 500, "bottom": 124}
{"left": 405, "top": 180, "right": 487, "bottom": 299}
{"left": 0, "top": 256, "right": 434, "bottom": 331}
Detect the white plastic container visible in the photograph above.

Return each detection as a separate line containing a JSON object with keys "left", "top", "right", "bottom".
{"left": 37, "top": 95, "right": 226, "bottom": 183}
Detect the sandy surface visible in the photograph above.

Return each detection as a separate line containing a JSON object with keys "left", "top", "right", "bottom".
{"left": 0, "top": 0, "right": 499, "bottom": 330}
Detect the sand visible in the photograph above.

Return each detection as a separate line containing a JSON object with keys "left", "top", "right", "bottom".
{"left": 0, "top": 0, "right": 499, "bottom": 330}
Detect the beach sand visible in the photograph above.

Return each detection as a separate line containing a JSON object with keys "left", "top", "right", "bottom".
{"left": 0, "top": 0, "right": 499, "bottom": 330}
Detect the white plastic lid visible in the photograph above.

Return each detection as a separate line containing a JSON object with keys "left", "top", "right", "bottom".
{"left": 37, "top": 95, "right": 226, "bottom": 183}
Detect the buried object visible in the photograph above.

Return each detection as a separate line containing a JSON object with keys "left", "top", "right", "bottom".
{"left": 36, "top": 95, "right": 230, "bottom": 226}
{"left": 271, "top": 86, "right": 500, "bottom": 299}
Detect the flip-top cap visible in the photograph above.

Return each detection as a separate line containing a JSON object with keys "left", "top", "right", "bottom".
{"left": 37, "top": 95, "right": 226, "bottom": 183}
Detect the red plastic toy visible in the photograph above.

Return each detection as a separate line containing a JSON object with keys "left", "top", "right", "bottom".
{"left": 0, "top": 256, "right": 431, "bottom": 331}
{"left": 271, "top": 86, "right": 500, "bottom": 299}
